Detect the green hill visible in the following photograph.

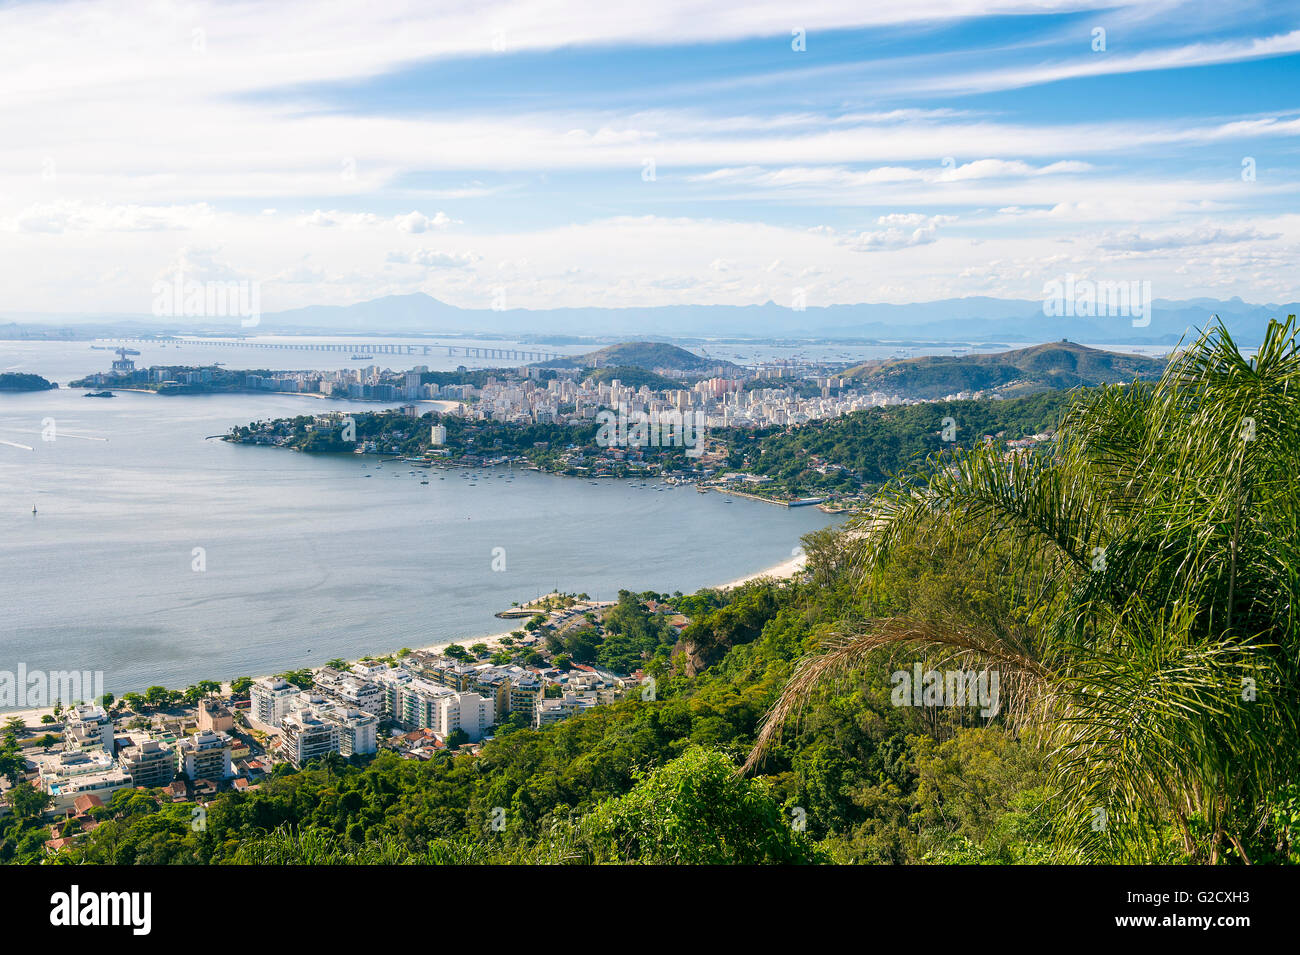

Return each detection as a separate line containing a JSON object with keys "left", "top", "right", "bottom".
{"left": 0, "top": 372, "right": 57, "bottom": 392}
{"left": 845, "top": 341, "right": 1165, "bottom": 399}
{"left": 541, "top": 341, "right": 738, "bottom": 374}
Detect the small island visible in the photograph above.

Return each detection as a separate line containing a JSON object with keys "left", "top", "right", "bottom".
{"left": 0, "top": 372, "right": 57, "bottom": 392}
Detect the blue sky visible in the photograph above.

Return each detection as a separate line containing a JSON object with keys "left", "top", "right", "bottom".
{"left": 2, "top": 0, "right": 1298, "bottom": 316}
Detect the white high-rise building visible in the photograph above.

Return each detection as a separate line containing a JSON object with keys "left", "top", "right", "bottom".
{"left": 250, "top": 676, "right": 298, "bottom": 727}
{"left": 63, "top": 703, "right": 114, "bottom": 754}
{"left": 315, "top": 703, "right": 378, "bottom": 756}
{"left": 177, "top": 730, "right": 234, "bottom": 780}
{"left": 389, "top": 679, "right": 494, "bottom": 741}
{"left": 280, "top": 710, "right": 340, "bottom": 768}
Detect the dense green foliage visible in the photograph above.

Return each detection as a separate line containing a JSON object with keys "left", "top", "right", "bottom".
{"left": 0, "top": 372, "right": 56, "bottom": 391}
{"left": 756, "top": 316, "right": 1300, "bottom": 864}
{"left": 721, "top": 392, "right": 1073, "bottom": 495}
{"left": 845, "top": 341, "right": 1165, "bottom": 399}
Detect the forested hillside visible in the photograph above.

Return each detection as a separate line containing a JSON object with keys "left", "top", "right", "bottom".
{"left": 722, "top": 391, "right": 1073, "bottom": 495}
{"left": 845, "top": 341, "right": 1166, "bottom": 399}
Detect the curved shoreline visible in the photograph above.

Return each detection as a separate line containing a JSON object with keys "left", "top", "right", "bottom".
{"left": 0, "top": 551, "right": 808, "bottom": 722}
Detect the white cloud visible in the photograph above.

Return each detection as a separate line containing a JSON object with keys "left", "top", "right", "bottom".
{"left": 842, "top": 214, "right": 955, "bottom": 252}
{"left": 2, "top": 201, "right": 215, "bottom": 234}
{"left": 1098, "top": 225, "right": 1282, "bottom": 251}
{"left": 395, "top": 211, "right": 458, "bottom": 233}
{"left": 386, "top": 249, "right": 482, "bottom": 269}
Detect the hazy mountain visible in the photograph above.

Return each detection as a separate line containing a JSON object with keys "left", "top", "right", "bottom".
{"left": 252, "top": 293, "right": 1300, "bottom": 344}
{"left": 5, "top": 292, "right": 1296, "bottom": 344}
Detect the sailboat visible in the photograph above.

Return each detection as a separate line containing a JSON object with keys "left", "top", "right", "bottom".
{"left": 32, "top": 504, "right": 37, "bottom": 514}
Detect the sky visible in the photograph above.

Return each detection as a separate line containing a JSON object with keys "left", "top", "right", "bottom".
{"left": 2, "top": 0, "right": 1299, "bottom": 317}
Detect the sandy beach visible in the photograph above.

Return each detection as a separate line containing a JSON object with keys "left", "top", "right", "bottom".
{"left": 717, "top": 551, "right": 807, "bottom": 590}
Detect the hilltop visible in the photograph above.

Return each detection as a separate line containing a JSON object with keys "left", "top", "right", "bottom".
{"left": 541, "top": 341, "right": 740, "bottom": 374}
{"left": 845, "top": 341, "right": 1167, "bottom": 399}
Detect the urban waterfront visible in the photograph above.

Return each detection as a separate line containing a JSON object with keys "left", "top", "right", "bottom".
{"left": 0, "top": 377, "right": 836, "bottom": 700}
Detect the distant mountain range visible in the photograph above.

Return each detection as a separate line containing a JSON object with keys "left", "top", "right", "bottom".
{"left": 4, "top": 292, "right": 1296, "bottom": 345}
{"left": 845, "top": 341, "right": 1167, "bottom": 399}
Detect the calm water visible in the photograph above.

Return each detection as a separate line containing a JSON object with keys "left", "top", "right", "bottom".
{"left": 0, "top": 376, "right": 837, "bottom": 701}
{"left": 0, "top": 337, "right": 591, "bottom": 383}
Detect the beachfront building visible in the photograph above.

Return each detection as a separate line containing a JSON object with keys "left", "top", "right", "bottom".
{"left": 280, "top": 710, "right": 340, "bottom": 768}
{"left": 176, "top": 730, "right": 234, "bottom": 780}
{"left": 197, "top": 698, "right": 235, "bottom": 733}
{"left": 468, "top": 666, "right": 513, "bottom": 719}
{"left": 37, "top": 750, "right": 133, "bottom": 814}
{"left": 508, "top": 673, "right": 544, "bottom": 723}
{"left": 250, "top": 676, "right": 298, "bottom": 728}
{"left": 386, "top": 678, "right": 494, "bottom": 741}
{"left": 314, "top": 703, "right": 378, "bottom": 757}
{"left": 117, "top": 736, "right": 175, "bottom": 788}
{"left": 62, "top": 703, "right": 114, "bottom": 754}
{"left": 313, "top": 667, "right": 385, "bottom": 716}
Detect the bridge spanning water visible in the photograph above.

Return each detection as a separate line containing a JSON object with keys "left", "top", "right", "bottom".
{"left": 103, "top": 337, "right": 563, "bottom": 363}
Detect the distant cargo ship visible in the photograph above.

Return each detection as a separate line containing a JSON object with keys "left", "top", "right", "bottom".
{"left": 350, "top": 354, "right": 374, "bottom": 360}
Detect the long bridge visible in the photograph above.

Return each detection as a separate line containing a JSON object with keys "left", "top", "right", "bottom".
{"left": 103, "top": 338, "right": 563, "bottom": 362}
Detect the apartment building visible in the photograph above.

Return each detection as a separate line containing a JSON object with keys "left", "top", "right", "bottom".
{"left": 250, "top": 676, "right": 298, "bottom": 727}
{"left": 533, "top": 692, "right": 598, "bottom": 729}
{"left": 38, "top": 750, "right": 133, "bottom": 813}
{"left": 313, "top": 667, "right": 385, "bottom": 716}
{"left": 63, "top": 703, "right": 114, "bottom": 754}
{"left": 280, "top": 710, "right": 340, "bottom": 768}
{"left": 197, "top": 698, "right": 236, "bottom": 733}
{"left": 176, "top": 730, "right": 234, "bottom": 780}
{"left": 314, "top": 703, "right": 378, "bottom": 757}
{"left": 386, "top": 678, "right": 494, "bottom": 741}
{"left": 117, "top": 736, "right": 176, "bottom": 788}
{"left": 508, "top": 673, "right": 544, "bottom": 722}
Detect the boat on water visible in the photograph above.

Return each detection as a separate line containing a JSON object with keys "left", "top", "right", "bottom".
{"left": 350, "top": 354, "right": 374, "bottom": 360}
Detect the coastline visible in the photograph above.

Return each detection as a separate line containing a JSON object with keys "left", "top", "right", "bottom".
{"left": 62, "top": 387, "right": 463, "bottom": 414}
{"left": 716, "top": 552, "right": 807, "bottom": 589}
{"left": 0, "top": 553, "right": 807, "bottom": 724}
